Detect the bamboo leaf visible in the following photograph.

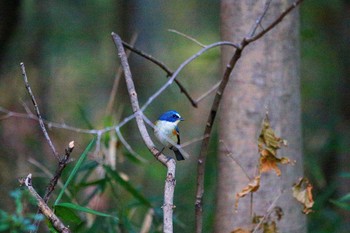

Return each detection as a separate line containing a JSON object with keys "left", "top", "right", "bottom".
{"left": 104, "top": 165, "right": 151, "bottom": 207}
{"left": 55, "top": 202, "right": 117, "bottom": 219}
{"left": 54, "top": 137, "right": 96, "bottom": 206}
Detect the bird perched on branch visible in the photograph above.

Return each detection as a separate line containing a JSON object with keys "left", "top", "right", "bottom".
{"left": 154, "top": 110, "right": 185, "bottom": 161}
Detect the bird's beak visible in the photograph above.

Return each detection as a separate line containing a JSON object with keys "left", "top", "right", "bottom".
{"left": 180, "top": 117, "right": 184, "bottom": 121}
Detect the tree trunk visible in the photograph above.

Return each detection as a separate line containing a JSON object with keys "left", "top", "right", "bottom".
{"left": 215, "top": 1, "right": 306, "bottom": 232}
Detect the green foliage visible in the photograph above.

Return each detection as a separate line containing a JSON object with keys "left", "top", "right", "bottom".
{"left": 54, "top": 137, "right": 96, "bottom": 206}
{"left": 104, "top": 165, "right": 152, "bottom": 207}
{"left": 0, "top": 189, "right": 43, "bottom": 233}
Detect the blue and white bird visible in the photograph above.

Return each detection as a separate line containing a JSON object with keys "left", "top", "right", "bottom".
{"left": 154, "top": 110, "right": 185, "bottom": 161}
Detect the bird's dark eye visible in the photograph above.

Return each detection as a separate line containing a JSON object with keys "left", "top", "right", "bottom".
{"left": 172, "top": 114, "right": 178, "bottom": 118}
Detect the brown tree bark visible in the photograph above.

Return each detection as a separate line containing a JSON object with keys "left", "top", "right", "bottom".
{"left": 215, "top": 1, "right": 306, "bottom": 232}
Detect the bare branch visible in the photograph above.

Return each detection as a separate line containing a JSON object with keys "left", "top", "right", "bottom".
{"left": 122, "top": 41, "right": 173, "bottom": 76}
{"left": 194, "top": 80, "right": 221, "bottom": 104}
{"left": 112, "top": 32, "right": 169, "bottom": 165}
{"left": 168, "top": 29, "right": 206, "bottom": 47}
{"left": 245, "top": 0, "right": 303, "bottom": 43}
{"left": 106, "top": 33, "right": 138, "bottom": 115}
{"left": 20, "top": 63, "right": 59, "bottom": 160}
{"left": 23, "top": 174, "right": 71, "bottom": 233}
{"left": 181, "top": 134, "right": 210, "bottom": 148}
{"left": 43, "top": 141, "right": 74, "bottom": 203}
{"left": 248, "top": 0, "right": 273, "bottom": 37}
{"left": 112, "top": 32, "right": 176, "bottom": 232}
{"left": 115, "top": 127, "right": 147, "bottom": 163}
{"left": 220, "top": 140, "right": 252, "bottom": 180}
{"left": 28, "top": 158, "right": 74, "bottom": 200}
{"left": 122, "top": 40, "right": 198, "bottom": 107}
{"left": 123, "top": 40, "right": 238, "bottom": 108}
{"left": 140, "top": 41, "right": 237, "bottom": 113}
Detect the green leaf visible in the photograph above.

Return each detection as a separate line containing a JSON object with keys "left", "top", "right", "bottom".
{"left": 330, "top": 199, "right": 350, "bottom": 211}
{"left": 55, "top": 203, "right": 117, "bottom": 219}
{"left": 79, "top": 178, "right": 107, "bottom": 188}
{"left": 104, "top": 165, "right": 151, "bottom": 207}
{"left": 124, "top": 151, "right": 147, "bottom": 165}
{"left": 55, "top": 137, "right": 96, "bottom": 205}
{"left": 339, "top": 193, "right": 350, "bottom": 202}
{"left": 54, "top": 204, "right": 81, "bottom": 225}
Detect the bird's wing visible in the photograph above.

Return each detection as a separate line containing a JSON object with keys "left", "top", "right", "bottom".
{"left": 175, "top": 126, "right": 180, "bottom": 144}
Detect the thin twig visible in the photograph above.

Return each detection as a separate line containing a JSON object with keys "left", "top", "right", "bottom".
{"left": 180, "top": 134, "right": 210, "bottom": 148}
{"left": 248, "top": 0, "right": 273, "bottom": 37}
{"left": 194, "top": 1, "right": 303, "bottom": 232}
{"left": 20, "top": 63, "right": 59, "bottom": 160}
{"left": 122, "top": 40, "right": 238, "bottom": 108}
{"left": 0, "top": 106, "right": 143, "bottom": 161}
{"left": 140, "top": 41, "right": 238, "bottom": 113}
{"left": 122, "top": 40, "right": 198, "bottom": 107}
{"left": 31, "top": 141, "right": 75, "bottom": 232}
{"left": 252, "top": 190, "right": 284, "bottom": 233}
{"left": 245, "top": 0, "right": 303, "bottom": 43}
{"left": 112, "top": 32, "right": 176, "bottom": 233}
{"left": 28, "top": 158, "right": 73, "bottom": 200}
{"left": 220, "top": 140, "right": 252, "bottom": 180}
{"left": 23, "top": 174, "right": 71, "bottom": 233}
{"left": 115, "top": 127, "right": 147, "bottom": 163}
{"left": 122, "top": 41, "right": 173, "bottom": 75}
{"left": 194, "top": 81, "right": 221, "bottom": 104}
{"left": 168, "top": 29, "right": 206, "bottom": 47}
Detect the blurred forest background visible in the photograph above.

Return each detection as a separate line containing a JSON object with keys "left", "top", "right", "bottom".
{"left": 0, "top": 0, "right": 349, "bottom": 232}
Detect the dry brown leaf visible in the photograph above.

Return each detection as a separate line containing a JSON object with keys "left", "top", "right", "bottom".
{"left": 235, "top": 176, "right": 261, "bottom": 210}
{"left": 231, "top": 228, "right": 251, "bottom": 233}
{"left": 292, "top": 177, "right": 314, "bottom": 214}
{"left": 263, "top": 221, "right": 278, "bottom": 233}
{"left": 258, "top": 114, "right": 292, "bottom": 176}
{"left": 259, "top": 150, "right": 292, "bottom": 176}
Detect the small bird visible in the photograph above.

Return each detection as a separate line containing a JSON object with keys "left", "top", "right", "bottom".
{"left": 154, "top": 110, "right": 185, "bottom": 161}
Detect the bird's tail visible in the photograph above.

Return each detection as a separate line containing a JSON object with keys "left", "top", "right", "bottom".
{"left": 173, "top": 148, "right": 185, "bottom": 161}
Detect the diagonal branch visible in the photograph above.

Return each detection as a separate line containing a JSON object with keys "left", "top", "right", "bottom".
{"left": 106, "top": 33, "right": 138, "bottom": 115}
{"left": 122, "top": 41, "right": 198, "bottom": 107}
{"left": 194, "top": 0, "right": 304, "bottom": 232}
{"left": 168, "top": 29, "right": 206, "bottom": 48}
{"left": 23, "top": 174, "right": 71, "bottom": 233}
{"left": 20, "top": 63, "right": 59, "bottom": 160}
{"left": 245, "top": 0, "right": 303, "bottom": 43}
{"left": 43, "top": 141, "right": 75, "bottom": 203}
{"left": 248, "top": 0, "right": 273, "bottom": 37}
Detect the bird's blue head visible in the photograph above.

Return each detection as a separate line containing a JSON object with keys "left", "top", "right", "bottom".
{"left": 158, "top": 110, "right": 184, "bottom": 123}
